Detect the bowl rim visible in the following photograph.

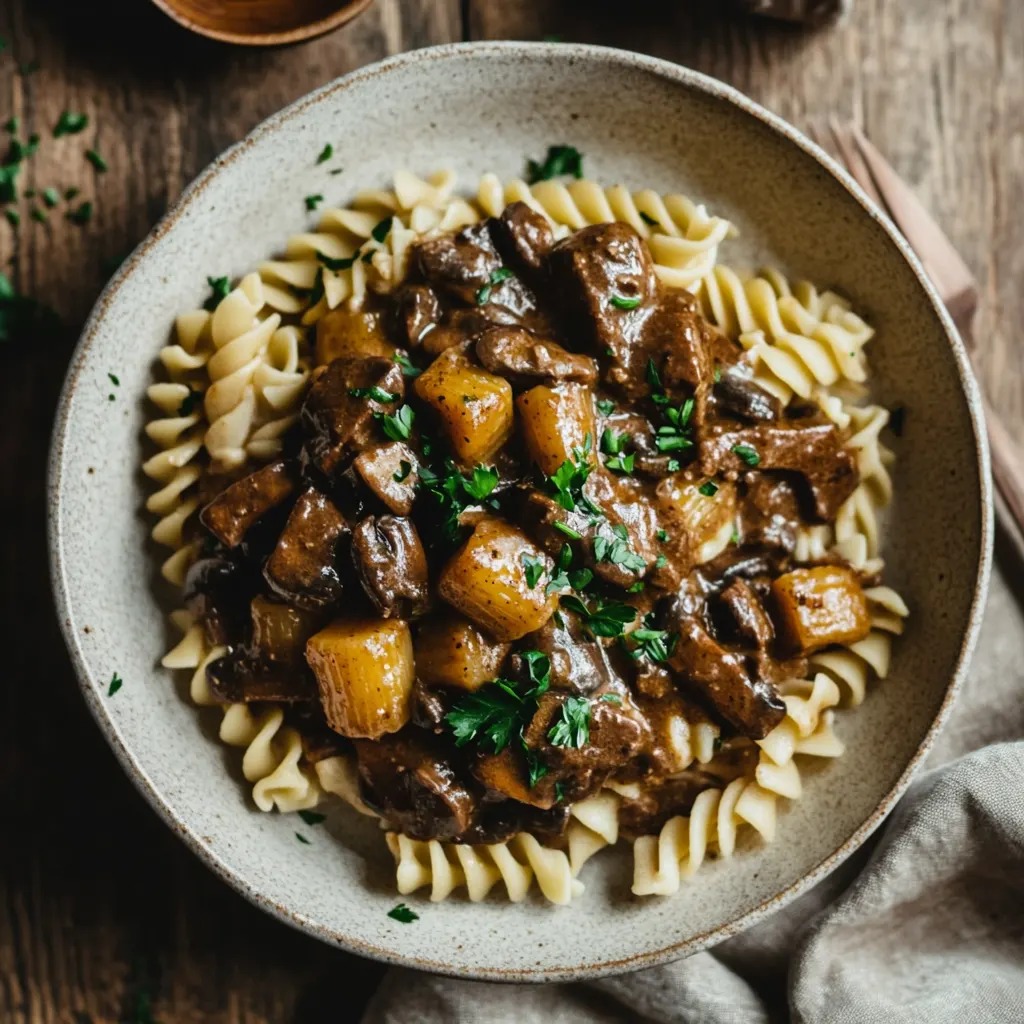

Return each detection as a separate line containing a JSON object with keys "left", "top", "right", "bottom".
{"left": 47, "top": 40, "right": 994, "bottom": 983}
{"left": 149, "top": 0, "right": 374, "bottom": 47}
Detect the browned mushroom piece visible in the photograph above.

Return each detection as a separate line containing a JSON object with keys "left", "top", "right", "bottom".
{"left": 474, "top": 326, "right": 598, "bottom": 388}
{"left": 350, "top": 515, "right": 431, "bottom": 619}
{"left": 353, "top": 442, "right": 419, "bottom": 515}
{"left": 199, "top": 460, "right": 297, "bottom": 549}
{"left": 391, "top": 283, "right": 441, "bottom": 347}
{"left": 489, "top": 200, "right": 555, "bottom": 274}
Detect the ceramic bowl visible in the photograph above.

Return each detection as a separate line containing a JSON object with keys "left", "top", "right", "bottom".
{"left": 48, "top": 42, "right": 992, "bottom": 981}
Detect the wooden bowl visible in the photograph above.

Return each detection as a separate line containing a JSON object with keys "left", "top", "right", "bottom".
{"left": 151, "top": 0, "right": 374, "bottom": 46}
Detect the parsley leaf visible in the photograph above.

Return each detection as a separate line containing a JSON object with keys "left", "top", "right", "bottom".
{"left": 554, "top": 521, "right": 581, "bottom": 539}
{"left": 305, "top": 193, "right": 324, "bottom": 211}
{"left": 548, "top": 696, "right": 591, "bottom": 748}
{"left": 599, "top": 693, "right": 622, "bottom": 704}
{"left": 593, "top": 531, "right": 646, "bottom": 575}
{"left": 610, "top": 294, "right": 641, "bottom": 311}
{"left": 732, "top": 443, "right": 760, "bottom": 466}
{"left": 53, "top": 111, "right": 88, "bottom": 137}
{"left": 203, "top": 275, "right": 231, "bottom": 311}
{"left": 348, "top": 385, "right": 398, "bottom": 402}
{"left": 546, "top": 438, "right": 594, "bottom": 511}
{"left": 645, "top": 358, "right": 662, "bottom": 392}
{"left": 107, "top": 672, "right": 122, "bottom": 696}
{"left": 596, "top": 397, "right": 616, "bottom": 416}
{"left": 698, "top": 480, "right": 719, "bottom": 497}
{"left": 178, "top": 389, "right": 201, "bottom": 416}
{"left": 42, "top": 187, "right": 59, "bottom": 208}
{"left": 522, "top": 554, "right": 545, "bottom": 589}
{"left": 475, "top": 266, "right": 514, "bottom": 305}
{"left": 656, "top": 529, "right": 669, "bottom": 542}
{"left": 393, "top": 459, "right": 412, "bottom": 483}
{"left": 526, "top": 749, "right": 548, "bottom": 788}
{"left": 316, "top": 250, "right": 357, "bottom": 272}
{"left": 294, "top": 832, "right": 311, "bottom": 845}
{"left": 640, "top": 211, "right": 658, "bottom": 226}
{"left": 4, "top": 209, "right": 19, "bottom": 227}
{"left": 627, "top": 628, "right": 677, "bottom": 663}
{"left": 86, "top": 149, "right": 108, "bottom": 172}
{"left": 562, "top": 595, "right": 637, "bottom": 639}
{"left": 298, "top": 810, "right": 326, "bottom": 826}
{"left": 417, "top": 459, "right": 500, "bottom": 544}
{"left": 107, "top": 372, "right": 120, "bottom": 386}
{"left": 388, "top": 903, "right": 419, "bottom": 923}
{"left": 371, "top": 217, "right": 392, "bottom": 243}
{"left": 377, "top": 404, "right": 415, "bottom": 442}
{"left": 525, "top": 144, "right": 584, "bottom": 184}
{"left": 462, "top": 465, "right": 498, "bottom": 501}
{"left": 554, "top": 781, "right": 566, "bottom": 803}
{"left": 316, "top": 143, "right": 334, "bottom": 164}
{"left": 394, "top": 351, "right": 421, "bottom": 377}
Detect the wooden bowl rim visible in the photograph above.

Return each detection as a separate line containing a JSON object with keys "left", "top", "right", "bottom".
{"left": 150, "top": 0, "right": 374, "bottom": 46}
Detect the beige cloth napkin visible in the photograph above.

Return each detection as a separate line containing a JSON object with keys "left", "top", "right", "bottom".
{"left": 363, "top": 535, "right": 1024, "bottom": 1024}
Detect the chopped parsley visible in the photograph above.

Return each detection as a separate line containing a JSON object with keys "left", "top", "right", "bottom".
{"left": 30, "top": 208, "right": 46, "bottom": 223}
{"left": 599, "top": 693, "right": 623, "bottom": 704}
{"left": 304, "top": 193, "right": 324, "bottom": 211}
{"left": 628, "top": 581, "right": 644, "bottom": 593}
{"left": 294, "top": 832, "right": 311, "bottom": 845}
{"left": 640, "top": 211, "right": 659, "bottom": 227}
{"left": 476, "top": 266, "right": 514, "bottom": 305}
{"left": 41, "top": 187, "right": 59, "bottom": 208}
{"left": 393, "top": 459, "right": 412, "bottom": 483}
{"left": 316, "top": 143, "right": 334, "bottom": 164}
{"left": 545, "top": 435, "right": 595, "bottom": 512}
{"left": 377, "top": 403, "right": 415, "bottom": 441}
{"left": 732, "top": 443, "right": 760, "bottom": 467}
{"left": 348, "top": 385, "right": 397, "bottom": 402}
{"left": 4, "top": 209, "right": 19, "bottom": 227}
{"left": 316, "top": 250, "right": 357, "bottom": 272}
{"left": 446, "top": 652, "right": 550, "bottom": 753}
{"left": 656, "top": 529, "right": 669, "bottom": 542}
{"left": 53, "top": 111, "right": 89, "bottom": 137}
{"left": 203, "top": 275, "right": 231, "bottom": 311}
{"left": 627, "top": 628, "right": 677, "bottom": 663}
{"left": 107, "top": 372, "right": 120, "bottom": 386}
{"left": 107, "top": 672, "right": 122, "bottom": 696}
{"left": 65, "top": 200, "right": 93, "bottom": 225}
{"left": 526, "top": 749, "right": 548, "bottom": 788}
{"left": 525, "top": 144, "right": 584, "bottom": 184}
{"left": 655, "top": 398, "right": 695, "bottom": 452}
{"left": 417, "top": 459, "right": 499, "bottom": 543}
{"left": 178, "top": 389, "right": 201, "bottom": 416}
{"left": 554, "top": 781, "right": 566, "bottom": 803}
{"left": 560, "top": 594, "right": 637, "bottom": 639}
{"left": 645, "top": 358, "right": 662, "bottom": 391}
{"left": 298, "top": 810, "right": 326, "bottom": 826}
{"left": 609, "top": 294, "right": 641, "bottom": 311}
{"left": 86, "top": 149, "right": 108, "bottom": 172}
{"left": 521, "top": 554, "right": 545, "bottom": 589}
{"left": 601, "top": 427, "right": 634, "bottom": 474}
{"left": 554, "top": 521, "right": 581, "bottom": 539}
{"left": 548, "top": 696, "right": 591, "bottom": 748}
{"left": 593, "top": 525, "right": 646, "bottom": 575}
{"left": 371, "top": 217, "right": 392, "bottom": 243}
{"left": 64, "top": 186, "right": 80, "bottom": 201}
{"left": 731, "top": 528, "right": 741, "bottom": 545}
{"left": 463, "top": 464, "right": 499, "bottom": 501}
{"left": 667, "top": 458, "right": 681, "bottom": 472}
{"left": 596, "top": 397, "right": 616, "bottom": 416}
{"left": 698, "top": 480, "right": 719, "bottom": 497}
{"left": 388, "top": 903, "right": 419, "bottom": 923}
{"left": 393, "top": 351, "right": 421, "bottom": 377}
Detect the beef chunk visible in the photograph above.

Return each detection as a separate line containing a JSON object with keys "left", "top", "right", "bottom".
{"left": 739, "top": 474, "right": 801, "bottom": 553}
{"left": 472, "top": 747, "right": 561, "bottom": 809}
{"left": 263, "top": 487, "right": 347, "bottom": 608}
{"left": 519, "top": 610, "right": 621, "bottom": 695}
{"left": 391, "top": 283, "right": 441, "bottom": 347}
{"left": 601, "top": 410, "right": 676, "bottom": 478}
{"left": 183, "top": 556, "right": 256, "bottom": 646}
{"left": 415, "top": 222, "right": 503, "bottom": 305}
{"left": 301, "top": 357, "right": 405, "bottom": 475}
{"left": 199, "top": 460, "right": 297, "bottom": 549}
{"left": 714, "top": 366, "right": 783, "bottom": 422}
{"left": 517, "top": 488, "right": 594, "bottom": 559}
{"left": 474, "top": 326, "right": 598, "bottom": 388}
{"left": 548, "top": 223, "right": 658, "bottom": 381}
{"left": 668, "top": 616, "right": 786, "bottom": 740}
{"left": 489, "top": 201, "right": 555, "bottom": 274}
{"left": 716, "top": 578, "right": 775, "bottom": 649}
{"left": 584, "top": 471, "right": 661, "bottom": 587}
{"left": 354, "top": 730, "right": 480, "bottom": 841}
{"left": 353, "top": 441, "right": 419, "bottom": 516}
{"left": 652, "top": 290, "right": 715, "bottom": 423}
{"left": 698, "top": 417, "right": 859, "bottom": 521}
{"left": 205, "top": 652, "right": 318, "bottom": 704}
{"left": 351, "top": 515, "right": 430, "bottom": 618}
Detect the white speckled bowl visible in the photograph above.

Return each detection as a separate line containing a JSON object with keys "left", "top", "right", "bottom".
{"left": 48, "top": 43, "right": 992, "bottom": 981}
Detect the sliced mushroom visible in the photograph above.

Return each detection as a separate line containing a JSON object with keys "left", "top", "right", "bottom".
{"left": 199, "top": 460, "right": 296, "bottom": 549}
{"left": 350, "top": 515, "right": 431, "bottom": 618}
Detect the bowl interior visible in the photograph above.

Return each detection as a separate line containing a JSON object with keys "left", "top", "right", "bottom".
{"left": 49, "top": 43, "right": 989, "bottom": 981}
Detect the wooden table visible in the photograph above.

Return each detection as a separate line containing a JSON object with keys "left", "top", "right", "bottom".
{"left": 1, "top": 1, "right": 1019, "bottom": 1020}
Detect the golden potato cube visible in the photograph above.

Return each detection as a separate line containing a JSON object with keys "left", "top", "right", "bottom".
{"left": 414, "top": 348, "right": 514, "bottom": 465}
{"left": 655, "top": 473, "right": 737, "bottom": 569}
{"left": 315, "top": 307, "right": 396, "bottom": 365}
{"left": 438, "top": 518, "right": 558, "bottom": 641}
{"left": 415, "top": 613, "right": 511, "bottom": 691}
{"left": 250, "top": 596, "right": 322, "bottom": 665}
{"left": 305, "top": 618, "right": 414, "bottom": 739}
{"left": 770, "top": 566, "right": 871, "bottom": 656}
{"left": 516, "top": 382, "right": 596, "bottom": 477}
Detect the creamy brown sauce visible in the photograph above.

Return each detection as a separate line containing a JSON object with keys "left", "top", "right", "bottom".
{"left": 187, "top": 204, "right": 873, "bottom": 843}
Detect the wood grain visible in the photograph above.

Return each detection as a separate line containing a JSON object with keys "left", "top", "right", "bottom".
{"left": 1, "top": 1, "right": 1021, "bottom": 1020}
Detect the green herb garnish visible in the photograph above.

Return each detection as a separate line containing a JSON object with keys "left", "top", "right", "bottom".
{"left": 178, "top": 389, "right": 201, "bottom": 416}
{"left": 298, "top": 810, "right": 326, "bottom": 826}
{"left": 108, "top": 372, "right": 120, "bottom": 386}
{"left": 53, "top": 111, "right": 88, "bottom": 137}
{"left": 41, "top": 187, "right": 59, "bottom": 208}
{"left": 316, "top": 143, "right": 334, "bottom": 164}
{"left": 304, "top": 193, "right": 324, "bottom": 211}
{"left": 203, "top": 275, "right": 231, "bottom": 311}
{"left": 388, "top": 903, "right": 419, "bottom": 923}
{"left": 315, "top": 250, "right": 357, "bottom": 272}
{"left": 394, "top": 351, "right": 421, "bottom": 377}
{"left": 732, "top": 443, "right": 760, "bottom": 467}
{"left": 526, "top": 749, "right": 548, "bottom": 788}
{"left": 348, "top": 385, "right": 398, "bottom": 402}
{"left": 561, "top": 595, "right": 637, "bottom": 638}
{"left": 596, "top": 397, "right": 616, "bottom": 416}
{"left": 628, "top": 628, "right": 677, "bottom": 663}
{"left": 522, "top": 554, "right": 545, "bottom": 589}
{"left": 656, "top": 529, "right": 669, "bottom": 542}
{"left": 610, "top": 294, "right": 641, "bottom": 311}
{"left": 108, "top": 672, "right": 122, "bottom": 696}
{"left": 294, "top": 832, "right": 311, "bottom": 845}
{"left": 393, "top": 459, "right": 412, "bottom": 483}
{"left": 417, "top": 459, "right": 500, "bottom": 544}
{"left": 3, "top": 118, "right": 16, "bottom": 134}
{"left": 526, "top": 144, "right": 584, "bottom": 184}
{"left": 371, "top": 217, "right": 392, "bottom": 243}
{"left": 593, "top": 527, "right": 646, "bottom": 575}
{"left": 86, "top": 149, "right": 108, "bottom": 172}
{"left": 4, "top": 209, "right": 19, "bottom": 227}
{"left": 546, "top": 435, "right": 594, "bottom": 512}
{"left": 377, "top": 404, "right": 415, "bottom": 442}
{"left": 30, "top": 208, "right": 46, "bottom": 223}
{"left": 553, "top": 521, "right": 581, "bottom": 540}
{"left": 475, "top": 266, "right": 514, "bottom": 305}
{"left": 64, "top": 186, "right": 80, "bottom": 201}
{"left": 640, "top": 211, "right": 658, "bottom": 227}
{"left": 65, "top": 200, "right": 93, "bottom": 225}
{"left": 548, "top": 696, "right": 591, "bottom": 748}
{"left": 698, "top": 480, "right": 719, "bottom": 497}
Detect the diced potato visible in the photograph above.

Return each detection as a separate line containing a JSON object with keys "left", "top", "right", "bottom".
{"left": 353, "top": 441, "right": 419, "bottom": 515}
{"left": 315, "top": 307, "right": 396, "bottom": 365}
{"left": 770, "top": 566, "right": 870, "bottom": 656}
{"left": 305, "top": 618, "right": 414, "bottom": 738}
{"left": 438, "top": 518, "right": 558, "bottom": 641}
{"left": 415, "top": 613, "right": 511, "bottom": 691}
{"left": 655, "top": 473, "right": 737, "bottom": 571}
{"left": 250, "top": 596, "right": 323, "bottom": 665}
{"left": 516, "top": 383, "right": 596, "bottom": 477}
{"left": 414, "top": 348, "right": 514, "bottom": 465}
{"left": 473, "top": 748, "right": 557, "bottom": 809}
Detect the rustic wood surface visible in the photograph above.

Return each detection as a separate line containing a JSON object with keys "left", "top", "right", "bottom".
{"left": 1, "top": 1, "right": 1019, "bottom": 1021}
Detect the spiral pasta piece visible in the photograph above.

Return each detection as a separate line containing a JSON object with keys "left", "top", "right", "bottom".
{"left": 476, "top": 173, "right": 733, "bottom": 292}
{"left": 702, "top": 265, "right": 874, "bottom": 406}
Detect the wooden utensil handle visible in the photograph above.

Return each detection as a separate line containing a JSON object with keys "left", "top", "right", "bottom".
{"left": 984, "top": 397, "right": 1024, "bottom": 537}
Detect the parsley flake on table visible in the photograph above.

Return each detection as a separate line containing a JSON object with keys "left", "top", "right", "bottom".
{"left": 30, "top": 208, "right": 46, "bottom": 223}
{"left": 203, "top": 275, "right": 231, "bottom": 311}
{"left": 294, "top": 832, "right": 311, "bottom": 845}
{"left": 377, "top": 403, "right": 415, "bottom": 442}
{"left": 388, "top": 903, "right": 419, "bottom": 923}
{"left": 316, "top": 143, "right": 334, "bottom": 164}
{"left": 732, "top": 443, "right": 760, "bottom": 466}
{"left": 65, "top": 200, "right": 93, "bottom": 225}
{"left": 86, "top": 149, "right": 109, "bottom": 173}
{"left": 298, "top": 810, "right": 326, "bottom": 826}
{"left": 548, "top": 695, "right": 591, "bottom": 748}
{"left": 4, "top": 209, "right": 19, "bottom": 227}
{"left": 41, "top": 187, "right": 59, "bottom": 207}
{"left": 305, "top": 193, "right": 324, "bottom": 211}
{"left": 108, "top": 372, "right": 120, "bottom": 386}
{"left": 53, "top": 111, "right": 88, "bottom": 137}
{"left": 64, "top": 186, "right": 80, "bottom": 201}
{"left": 108, "top": 672, "right": 122, "bottom": 696}
{"left": 526, "top": 144, "right": 584, "bottom": 184}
